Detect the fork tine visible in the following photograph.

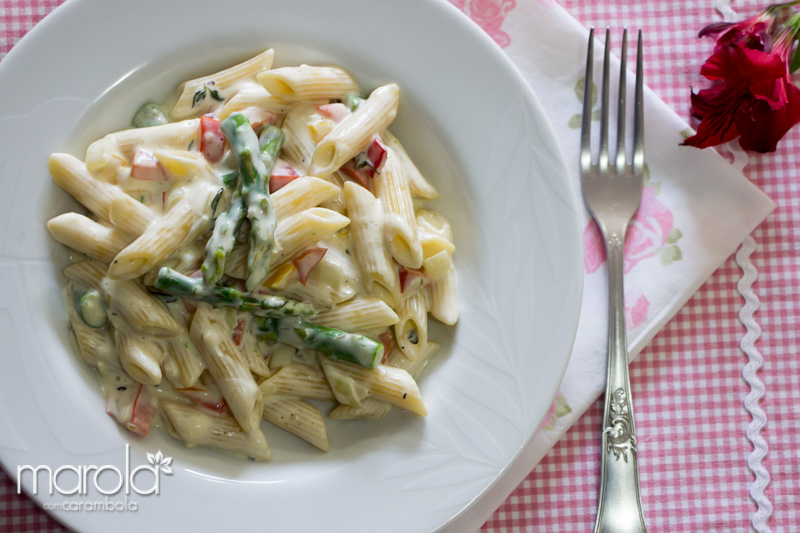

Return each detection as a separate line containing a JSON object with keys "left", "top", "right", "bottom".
{"left": 616, "top": 28, "right": 628, "bottom": 170}
{"left": 633, "top": 28, "right": 644, "bottom": 173}
{"left": 597, "top": 28, "right": 611, "bottom": 173}
{"left": 580, "top": 27, "right": 594, "bottom": 173}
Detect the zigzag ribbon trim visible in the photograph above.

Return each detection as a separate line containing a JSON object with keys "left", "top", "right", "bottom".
{"left": 736, "top": 235, "right": 773, "bottom": 533}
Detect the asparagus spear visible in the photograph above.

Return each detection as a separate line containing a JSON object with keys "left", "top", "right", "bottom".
{"left": 202, "top": 123, "right": 285, "bottom": 286}
{"left": 345, "top": 94, "right": 365, "bottom": 112}
{"left": 201, "top": 189, "right": 246, "bottom": 284}
{"left": 255, "top": 316, "right": 384, "bottom": 369}
{"left": 220, "top": 115, "right": 284, "bottom": 291}
{"left": 131, "top": 102, "right": 169, "bottom": 128}
{"left": 155, "top": 267, "right": 313, "bottom": 318}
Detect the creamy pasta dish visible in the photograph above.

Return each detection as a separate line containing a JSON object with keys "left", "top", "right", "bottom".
{"left": 46, "top": 49, "right": 458, "bottom": 460}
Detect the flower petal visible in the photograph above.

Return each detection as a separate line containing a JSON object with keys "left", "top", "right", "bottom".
{"left": 736, "top": 83, "right": 800, "bottom": 152}
{"left": 683, "top": 82, "right": 749, "bottom": 148}
{"left": 701, "top": 44, "right": 785, "bottom": 81}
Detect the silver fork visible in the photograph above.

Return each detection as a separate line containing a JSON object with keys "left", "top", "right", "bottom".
{"left": 580, "top": 28, "right": 647, "bottom": 533}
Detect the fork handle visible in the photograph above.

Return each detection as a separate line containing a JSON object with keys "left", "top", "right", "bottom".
{"left": 595, "top": 232, "right": 647, "bottom": 533}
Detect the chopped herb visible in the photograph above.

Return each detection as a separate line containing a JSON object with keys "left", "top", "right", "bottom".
{"left": 117, "top": 386, "right": 127, "bottom": 391}
{"left": 184, "top": 342, "right": 189, "bottom": 349}
{"left": 208, "top": 86, "right": 224, "bottom": 101}
{"left": 221, "top": 171, "right": 240, "bottom": 189}
{"left": 192, "top": 88, "right": 207, "bottom": 108}
{"left": 354, "top": 151, "right": 375, "bottom": 171}
{"left": 193, "top": 83, "right": 225, "bottom": 108}
{"left": 403, "top": 392, "right": 407, "bottom": 399}
{"left": 345, "top": 94, "right": 365, "bottom": 111}
{"left": 187, "top": 140, "right": 194, "bottom": 151}
{"left": 210, "top": 187, "right": 225, "bottom": 217}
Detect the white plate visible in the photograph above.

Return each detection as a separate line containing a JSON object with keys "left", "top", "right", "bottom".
{"left": 0, "top": 0, "right": 583, "bottom": 531}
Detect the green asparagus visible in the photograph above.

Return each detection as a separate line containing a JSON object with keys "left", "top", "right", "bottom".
{"left": 220, "top": 115, "right": 283, "bottom": 291}
{"left": 345, "top": 94, "right": 365, "bottom": 112}
{"left": 221, "top": 171, "right": 240, "bottom": 189}
{"left": 131, "top": 102, "right": 169, "bottom": 128}
{"left": 73, "top": 287, "right": 108, "bottom": 328}
{"left": 201, "top": 189, "right": 246, "bottom": 284}
{"left": 155, "top": 267, "right": 313, "bottom": 318}
{"left": 255, "top": 316, "right": 384, "bottom": 369}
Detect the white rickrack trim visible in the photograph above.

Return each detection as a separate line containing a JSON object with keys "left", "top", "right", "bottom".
{"left": 736, "top": 235, "right": 773, "bottom": 533}
{"left": 715, "top": 0, "right": 738, "bottom": 22}
{"left": 716, "top": 0, "right": 774, "bottom": 520}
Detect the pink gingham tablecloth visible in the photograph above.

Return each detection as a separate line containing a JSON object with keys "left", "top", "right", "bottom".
{"left": 1, "top": 1, "right": 798, "bottom": 532}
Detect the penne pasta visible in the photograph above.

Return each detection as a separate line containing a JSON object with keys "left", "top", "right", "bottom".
{"left": 162, "top": 49, "right": 275, "bottom": 121}
{"left": 64, "top": 260, "right": 107, "bottom": 291}
{"left": 272, "top": 177, "right": 341, "bottom": 220}
{"left": 161, "top": 401, "right": 271, "bottom": 461}
{"left": 394, "top": 291, "right": 428, "bottom": 361}
{"left": 313, "top": 297, "right": 399, "bottom": 332}
{"left": 320, "top": 357, "right": 426, "bottom": 416}
{"left": 49, "top": 153, "right": 157, "bottom": 236}
{"left": 429, "top": 264, "right": 459, "bottom": 326}
{"left": 380, "top": 129, "right": 439, "bottom": 199}
{"left": 280, "top": 103, "right": 326, "bottom": 174}
{"left": 262, "top": 397, "right": 329, "bottom": 452}
{"left": 330, "top": 342, "right": 439, "bottom": 420}
{"left": 161, "top": 299, "right": 206, "bottom": 388}
{"left": 101, "top": 278, "right": 182, "bottom": 337}
{"left": 48, "top": 53, "right": 457, "bottom": 460}
{"left": 85, "top": 119, "right": 200, "bottom": 181}
{"left": 214, "top": 81, "right": 291, "bottom": 121}
{"left": 108, "top": 198, "right": 194, "bottom": 280}
{"left": 422, "top": 250, "right": 452, "bottom": 281}
{"left": 65, "top": 294, "right": 118, "bottom": 375}
{"left": 416, "top": 208, "right": 453, "bottom": 242}
{"left": 269, "top": 208, "right": 351, "bottom": 273}
{"left": 47, "top": 214, "right": 133, "bottom": 263}
{"left": 258, "top": 65, "right": 360, "bottom": 103}
{"left": 308, "top": 84, "right": 400, "bottom": 178}
{"left": 342, "top": 181, "right": 400, "bottom": 308}
{"left": 259, "top": 364, "right": 336, "bottom": 402}
{"left": 114, "top": 328, "right": 163, "bottom": 386}
{"left": 190, "top": 303, "right": 263, "bottom": 434}
{"left": 373, "top": 150, "right": 423, "bottom": 269}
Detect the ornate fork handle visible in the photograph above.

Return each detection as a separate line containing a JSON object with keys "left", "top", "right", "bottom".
{"left": 595, "top": 231, "right": 646, "bottom": 533}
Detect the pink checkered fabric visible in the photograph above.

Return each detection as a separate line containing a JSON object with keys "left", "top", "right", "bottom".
{"left": 1, "top": 1, "right": 799, "bottom": 532}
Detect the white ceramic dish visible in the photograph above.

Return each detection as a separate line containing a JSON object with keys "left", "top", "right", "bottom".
{"left": 0, "top": 0, "right": 583, "bottom": 531}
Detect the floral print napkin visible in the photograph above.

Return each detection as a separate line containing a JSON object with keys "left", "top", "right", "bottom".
{"left": 442, "top": 0, "right": 776, "bottom": 530}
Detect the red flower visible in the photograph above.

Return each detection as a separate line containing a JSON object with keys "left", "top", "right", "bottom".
{"left": 698, "top": 13, "right": 773, "bottom": 52}
{"left": 683, "top": 10, "right": 800, "bottom": 153}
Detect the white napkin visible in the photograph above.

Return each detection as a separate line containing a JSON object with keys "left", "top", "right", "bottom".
{"left": 441, "top": 1, "right": 776, "bottom": 530}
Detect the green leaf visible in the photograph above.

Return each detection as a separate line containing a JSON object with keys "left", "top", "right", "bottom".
{"left": 651, "top": 181, "right": 661, "bottom": 195}
{"left": 568, "top": 114, "right": 582, "bottom": 129}
{"left": 591, "top": 108, "right": 601, "bottom": 121}
{"left": 574, "top": 77, "right": 597, "bottom": 107}
{"left": 554, "top": 395, "right": 572, "bottom": 418}
{"left": 666, "top": 228, "right": 683, "bottom": 244}
{"left": 574, "top": 77, "right": 585, "bottom": 103}
{"left": 192, "top": 88, "right": 206, "bottom": 108}
{"left": 660, "top": 245, "right": 682, "bottom": 266}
